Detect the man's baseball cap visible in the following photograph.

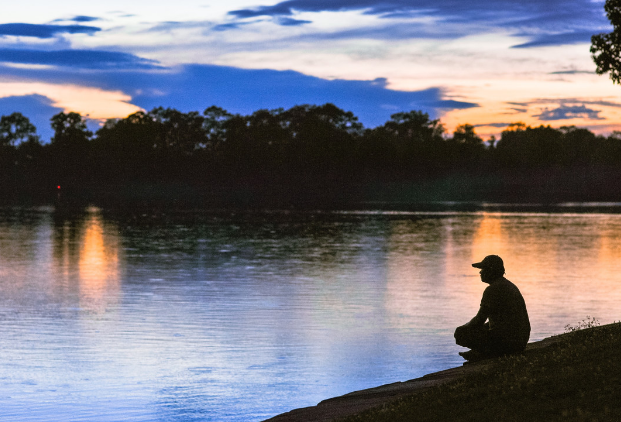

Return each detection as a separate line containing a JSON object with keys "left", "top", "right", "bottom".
{"left": 472, "top": 255, "right": 504, "bottom": 271}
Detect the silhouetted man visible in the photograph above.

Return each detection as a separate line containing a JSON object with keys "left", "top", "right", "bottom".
{"left": 454, "top": 255, "right": 530, "bottom": 362}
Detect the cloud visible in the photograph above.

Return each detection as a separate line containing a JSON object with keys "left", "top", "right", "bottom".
{"left": 581, "top": 100, "right": 621, "bottom": 109}
{"left": 226, "top": 0, "right": 608, "bottom": 46}
{"left": 549, "top": 70, "right": 595, "bottom": 75}
{"left": 212, "top": 21, "right": 255, "bottom": 31}
{"left": 276, "top": 17, "right": 312, "bottom": 26}
{"left": 0, "top": 94, "right": 62, "bottom": 141}
{"left": 506, "top": 108, "right": 528, "bottom": 114}
{"left": 475, "top": 123, "right": 514, "bottom": 128}
{"left": 511, "top": 31, "right": 594, "bottom": 48}
{"left": 0, "top": 48, "right": 161, "bottom": 69}
{"left": 0, "top": 23, "right": 100, "bottom": 39}
{"left": 228, "top": 0, "right": 434, "bottom": 19}
{"left": 534, "top": 105, "right": 605, "bottom": 121}
{"left": 123, "top": 65, "right": 478, "bottom": 127}
{"left": 228, "top": 0, "right": 605, "bottom": 25}
{"left": 69, "top": 16, "right": 101, "bottom": 23}
{"left": 515, "top": 98, "right": 621, "bottom": 109}
{"left": 0, "top": 63, "right": 477, "bottom": 128}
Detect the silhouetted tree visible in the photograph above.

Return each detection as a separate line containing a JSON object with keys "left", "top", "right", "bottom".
{"left": 93, "top": 111, "right": 163, "bottom": 181}
{"left": 381, "top": 110, "right": 446, "bottom": 171}
{"left": 50, "top": 112, "right": 93, "bottom": 190}
{"left": 447, "top": 123, "right": 485, "bottom": 167}
{"left": 3, "top": 104, "right": 621, "bottom": 206}
{"left": 452, "top": 124, "right": 483, "bottom": 145}
{"left": 383, "top": 111, "right": 445, "bottom": 143}
{"left": 357, "top": 125, "right": 400, "bottom": 175}
{"left": 96, "top": 111, "right": 159, "bottom": 153}
{"left": 281, "top": 104, "right": 363, "bottom": 172}
{"left": 558, "top": 126, "right": 600, "bottom": 166}
{"left": 591, "top": 0, "right": 621, "bottom": 84}
{"left": 0, "top": 112, "right": 38, "bottom": 148}
{"left": 51, "top": 112, "right": 92, "bottom": 150}
{"left": 203, "top": 106, "right": 232, "bottom": 150}
{"left": 0, "top": 113, "right": 35, "bottom": 181}
{"left": 593, "top": 131, "right": 621, "bottom": 164}
{"left": 149, "top": 107, "right": 206, "bottom": 154}
{"left": 496, "top": 123, "right": 564, "bottom": 167}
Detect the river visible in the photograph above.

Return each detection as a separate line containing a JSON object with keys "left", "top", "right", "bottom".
{"left": 0, "top": 205, "right": 619, "bottom": 421}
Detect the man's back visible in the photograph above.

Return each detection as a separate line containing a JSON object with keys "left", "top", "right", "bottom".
{"left": 481, "top": 277, "right": 530, "bottom": 346}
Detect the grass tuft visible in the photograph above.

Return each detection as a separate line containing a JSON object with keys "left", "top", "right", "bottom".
{"left": 564, "top": 316, "right": 600, "bottom": 333}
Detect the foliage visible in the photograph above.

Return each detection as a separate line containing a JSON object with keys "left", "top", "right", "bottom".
{"left": 564, "top": 316, "right": 600, "bottom": 333}
{"left": 3, "top": 104, "right": 621, "bottom": 205}
{"left": 340, "top": 322, "right": 621, "bottom": 422}
{"left": 452, "top": 124, "right": 482, "bottom": 145}
{"left": 591, "top": 0, "right": 621, "bottom": 84}
{"left": 50, "top": 111, "right": 92, "bottom": 150}
{"left": 0, "top": 112, "right": 38, "bottom": 147}
{"left": 496, "top": 124, "right": 565, "bottom": 167}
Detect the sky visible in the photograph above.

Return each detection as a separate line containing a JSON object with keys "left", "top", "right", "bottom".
{"left": 0, "top": 0, "right": 619, "bottom": 142}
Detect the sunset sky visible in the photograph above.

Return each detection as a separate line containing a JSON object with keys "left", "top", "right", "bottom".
{"left": 0, "top": 0, "right": 619, "bottom": 141}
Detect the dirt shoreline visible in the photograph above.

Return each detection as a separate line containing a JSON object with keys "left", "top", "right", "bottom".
{"left": 264, "top": 335, "right": 563, "bottom": 422}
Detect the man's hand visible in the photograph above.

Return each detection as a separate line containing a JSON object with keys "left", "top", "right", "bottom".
{"left": 465, "top": 306, "right": 488, "bottom": 327}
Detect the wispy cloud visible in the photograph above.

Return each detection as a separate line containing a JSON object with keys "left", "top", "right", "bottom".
{"left": 511, "top": 31, "right": 595, "bottom": 48}
{"left": 0, "top": 23, "right": 100, "bottom": 39}
{"left": 220, "top": 0, "right": 612, "bottom": 50}
{"left": 227, "top": 0, "right": 608, "bottom": 32}
{"left": 549, "top": 70, "right": 595, "bottom": 75}
{"left": 534, "top": 105, "right": 605, "bottom": 121}
{"left": 475, "top": 122, "right": 514, "bottom": 128}
{"left": 519, "top": 98, "right": 621, "bottom": 109}
{"left": 0, "top": 48, "right": 161, "bottom": 69}
{"left": 69, "top": 16, "right": 101, "bottom": 23}
{"left": 276, "top": 17, "right": 312, "bottom": 26}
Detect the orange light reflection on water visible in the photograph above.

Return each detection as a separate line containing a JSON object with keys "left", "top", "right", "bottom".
{"left": 78, "top": 207, "right": 120, "bottom": 312}
{"left": 382, "top": 212, "right": 621, "bottom": 341}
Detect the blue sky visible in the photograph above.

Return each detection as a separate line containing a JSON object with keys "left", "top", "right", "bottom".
{"left": 0, "top": 0, "right": 618, "bottom": 141}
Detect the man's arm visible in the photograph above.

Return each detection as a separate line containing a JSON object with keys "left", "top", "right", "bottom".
{"left": 464, "top": 305, "right": 488, "bottom": 327}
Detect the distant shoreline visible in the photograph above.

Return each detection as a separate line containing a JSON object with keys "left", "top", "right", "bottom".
{"left": 5, "top": 166, "right": 621, "bottom": 211}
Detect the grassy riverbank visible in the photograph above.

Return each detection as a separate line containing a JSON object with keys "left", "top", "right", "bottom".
{"left": 341, "top": 321, "right": 621, "bottom": 422}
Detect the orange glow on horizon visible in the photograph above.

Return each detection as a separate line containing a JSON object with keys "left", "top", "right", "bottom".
{"left": 0, "top": 81, "right": 142, "bottom": 121}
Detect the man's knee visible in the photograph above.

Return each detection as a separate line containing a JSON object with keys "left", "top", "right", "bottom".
{"left": 454, "top": 325, "right": 472, "bottom": 347}
{"left": 455, "top": 324, "right": 488, "bottom": 348}
{"left": 454, "top": 326, "right": 464, "bottom": 342}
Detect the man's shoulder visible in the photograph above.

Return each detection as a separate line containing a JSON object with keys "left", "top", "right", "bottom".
{"left": 483, "top": 278, "right": 518, "bottom": 297}
{"left": 494, "top": 277, "right": 516, "bottom": 287}
{"left": 485, "top": 277, "right": 510, "bottom": 289}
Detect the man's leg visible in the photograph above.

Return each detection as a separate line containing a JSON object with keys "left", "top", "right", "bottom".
{"left": 454, "top": 324, "right": 503, "bottom": 361}
{"left": 454, "top": 324, "right": 489, "bottom": 351}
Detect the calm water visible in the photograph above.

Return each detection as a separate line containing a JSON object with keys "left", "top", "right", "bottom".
{"left": 0, "top": 206, "right": 620, "bottom": 421}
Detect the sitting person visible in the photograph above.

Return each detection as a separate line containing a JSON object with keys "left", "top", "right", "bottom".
{"left": 454, "top": 255, "right": 531, "bottom": 362}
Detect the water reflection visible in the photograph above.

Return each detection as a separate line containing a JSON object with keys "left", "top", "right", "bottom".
{"left": 472, "top": 212, "right": 504, "bottom": 261}
{"left": 52, "top": 206, "right": 121, "bottom": 312}
{"left": 0, "top": 208, "right": 620, "bottom": 421}
{"left": 78, "top": 208, "right": 120, "bottom": 311}
{"left": 598, "top": 218, "right": 621, "bottom": 287}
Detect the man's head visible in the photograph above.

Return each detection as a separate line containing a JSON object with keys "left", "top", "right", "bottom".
{"left": 472, "top": 255, "right": 505, "bottom": 283}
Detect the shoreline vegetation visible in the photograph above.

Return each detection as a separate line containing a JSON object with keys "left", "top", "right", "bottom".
{"left": 268, "top": 321, "right": 621, "bottom": 422}
{"left": 1, "top": 106, "right": 621, "bottom": 208}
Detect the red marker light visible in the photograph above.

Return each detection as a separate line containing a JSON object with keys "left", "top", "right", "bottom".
{"left": 57, "top": 185, "right": 61, "bottom": 190}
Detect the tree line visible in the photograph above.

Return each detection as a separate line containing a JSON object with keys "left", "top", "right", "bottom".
{"left": 1, "top": 104, "right": 621, "bottom": 205}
